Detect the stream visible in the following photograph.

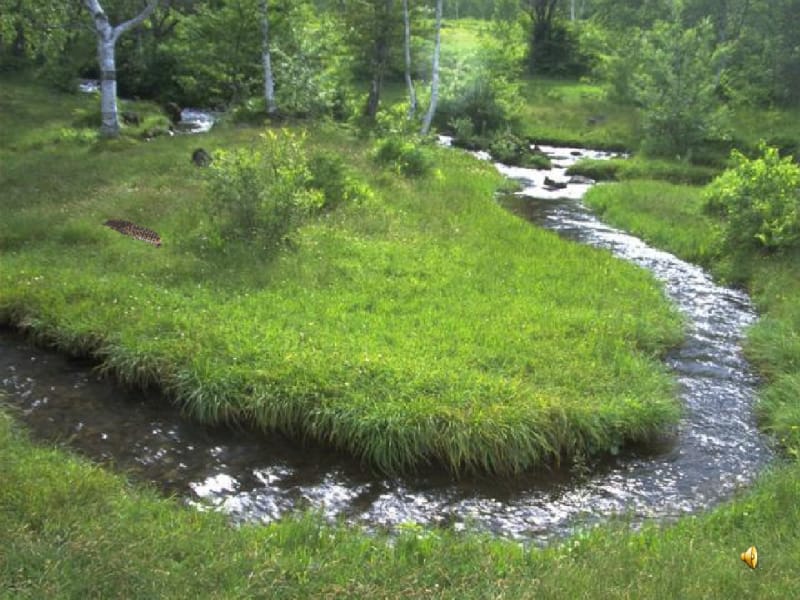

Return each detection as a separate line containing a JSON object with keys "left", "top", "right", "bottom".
{"left": 0, "top": 140, "right": 775, "bottom": 544}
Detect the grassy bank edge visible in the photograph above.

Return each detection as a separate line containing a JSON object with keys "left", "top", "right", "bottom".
{"left": 1, "top": 405, "right": 795, "bottom": 599}
{"left": 583, "top": 179, "right": 800, "bottom": 453}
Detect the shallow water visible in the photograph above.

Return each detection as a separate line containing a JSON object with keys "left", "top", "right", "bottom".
{"left": 78, "top": 80, "right": 216, "bottom": 133}
{"left": 0, "top": 145, "right": 774, "bottom": 543}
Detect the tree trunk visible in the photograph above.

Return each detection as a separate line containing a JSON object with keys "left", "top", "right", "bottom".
{"left": 97, "top": 36, "right": 120, "bottom": 137}
{"left": 420, "top": 0, "right": 442, "bottom": 135}
{"left": 84, "top": 0, "right": 159, "bottom": 137}
{"left": 403, "top": 0, "right": 416, "bottom": 119}
{"left": 527, "top": 0, "right": 560, "bottom": 74}
{"left": 365, "top": 0, "right": 394, "bottom": 120}
{"left": 260, "top": 0, "right": 277, "bottom": 114}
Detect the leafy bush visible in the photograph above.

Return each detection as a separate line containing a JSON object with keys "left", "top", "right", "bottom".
{"left": 205, "top": 130, "right": 323, "bottom": 245}
{"left": 372, "top": 136, "right": 433, "bottom": 177}
{"left": 488, "top": 131, "right": 551, "bottom": 169}
{"left": 633, "top": 19, "right": 728, "bottom": 159}
{"left": 704, "top": 144, "right": 800, "bottom": 252}
{"left": 308, "top": 151, "right": 374, "bottom": 210}
{"left": 435, "top": 62, "right": 522, "bottom": 136}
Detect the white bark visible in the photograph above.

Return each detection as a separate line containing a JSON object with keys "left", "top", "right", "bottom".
{"left": 420, "top": 0, "right": 442, "bottom": 135}
{"left": 83, "top": 0, "right": 159, "bottom": 137}
{"left": 260, "top": 0, "right": 277, "bottom": 114}
{"left": 403, "top": 0, "right": 416, "bottom": 119}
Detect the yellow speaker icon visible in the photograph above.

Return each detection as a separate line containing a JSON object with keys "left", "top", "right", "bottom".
{"left": 740, "top": 546, "right": 758, "bottom": 569}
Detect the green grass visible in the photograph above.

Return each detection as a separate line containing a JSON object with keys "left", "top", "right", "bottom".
{"left": 569, "top": 157, "right": 719, "bottom": 185}
{"left": 584, "top": 181, "right": 721, "bottom": 267}
{"left": 5, "top": 68, "right": 800, "bottom": 598}
{"left": 0, "top": 77, "right": 684, "bottom": 475}
{"left": 517, "top": 78, "right": 638, "bottom": 150}
{"left": 2, "top": 409, "right": 798, "bottom": 599}
{"left": 583, "top": 178, "right": 800, "bottom": 466}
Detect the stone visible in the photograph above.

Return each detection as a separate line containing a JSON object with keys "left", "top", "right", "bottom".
{"left": 192, "top": 148, "right": 212, "bottom": 167}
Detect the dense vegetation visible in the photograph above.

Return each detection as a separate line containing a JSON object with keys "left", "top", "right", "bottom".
{"left": 2, "top": 1, "right": 800, "bottom": 597}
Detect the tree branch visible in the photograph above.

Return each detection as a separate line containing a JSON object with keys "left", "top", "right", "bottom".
{"left": 114, "top": 0, "right": 160, "bottom": 40}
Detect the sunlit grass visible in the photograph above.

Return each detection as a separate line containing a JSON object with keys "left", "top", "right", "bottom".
{"left": 517, "top": 78, "right": 638, "bottom": 150}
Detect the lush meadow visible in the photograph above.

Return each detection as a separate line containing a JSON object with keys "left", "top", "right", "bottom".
{"left": 0, "top": 78, "right": 683, "bottom": 475}
{"left": 4, "top": 2, "right": 800, "bottom": 596}
{"left": 3, "top": 58, "right": 800, "bottom": 600}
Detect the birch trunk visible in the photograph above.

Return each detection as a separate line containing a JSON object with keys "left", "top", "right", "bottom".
{"left": 260, "top": 0, "right": 277, "bottom": 114}
{"left": 83, "top": 0, "right": 159, "bottom": 137}
{"left": 403, "top": 0, "right": 417, "bottom": 119}
{"left": 420, "top": 0, "right": 442, "bottom": 135}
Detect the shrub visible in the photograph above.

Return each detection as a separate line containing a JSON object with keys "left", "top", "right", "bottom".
{"left": 308, "top": 151, "right": 374, "bottom": 210}
{"left": 633, "top": 18, "right": 728, "bottom": 159}
{"left": 704, "top": 144, "right": 800, "bottom": 252}
{"left": 435, "top": 62, "right": 522, "bottom": 136}
{"left": 205, "top": 129, "right": 323, "bottom": 245}
{"left": 488, "top": 131, "right": 551, "bottom": 169}
{"left": 372, "top": 136, "right": 433, "bottom": 178}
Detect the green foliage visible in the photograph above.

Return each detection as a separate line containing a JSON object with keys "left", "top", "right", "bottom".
{"left": 704, "top": 144, "right": 800, "bottom": 252}
{"left": 205, "top": 129, "right": 324, "bottom": 245}
{"left": 372, "top": 135, "right": 433, "bottom": 177}
{"left": 308, "top": 151, "right": 375, "bottom": 210}
{"left": 167, "top": 1, "right": 262, "bottom": 106}
{"left": 633, "top": 18, "right": 728, "bottom": 159}
{"left": 488, "top": 130, "right": 550, "bottom": 168}
{"left": 436, "top": 61, "right": 522, "bottom": 135}
{"left": 271, "top": 9, "right": 352, "bottom": 118}
{"left": 582, "top": 22, "right": 643, "bottom": 105}
{"left": 527, "top": 17, "right": 592, "bottom": 77}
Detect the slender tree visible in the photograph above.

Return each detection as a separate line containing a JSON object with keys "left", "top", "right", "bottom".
{"left": 365, "top": 0, "right": 394, "bottom": 120}
{"left": 420, "top": 0, "right": 442, "bottom": 135}
{"left": 259, "top": 0, "right": 277, "bottom": 114}
{"left": 83, "top": 0, "right": 160, "bottom": 137}
{"left": 402, "top": 0, "right": 416, "bottom": 118}
{"left": 524, "top": 0, "right": 560, "bottom": 74}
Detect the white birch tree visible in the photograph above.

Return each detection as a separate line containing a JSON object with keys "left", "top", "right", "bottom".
{"left": 420, "top": 0, "right": 442, "bottom": 135}
{"left": 259, "top": 0, "right": 277, "bottom": 114}
{"left": 402, "top": 0, "right": 416, "bottom": 119}
{"left": 84, "top": 0, "right": 160, "bottom": 137}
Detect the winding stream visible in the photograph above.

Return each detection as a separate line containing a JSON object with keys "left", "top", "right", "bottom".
{"left": 0, "top": 143, "right": 774, "bottom": 543}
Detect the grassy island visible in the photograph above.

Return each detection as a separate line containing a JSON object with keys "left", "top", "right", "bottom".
{"left": 0, "top": 78, "right": 682, "bottom": 475}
